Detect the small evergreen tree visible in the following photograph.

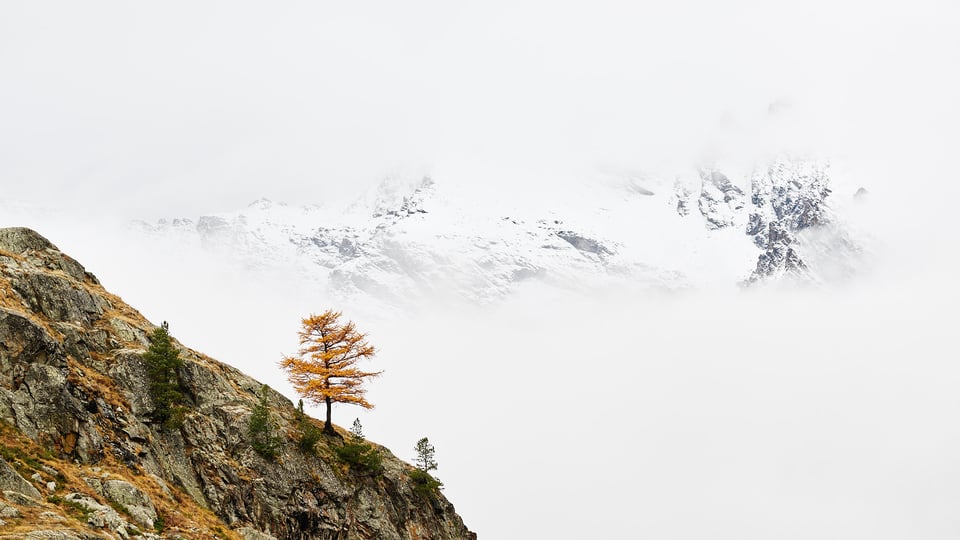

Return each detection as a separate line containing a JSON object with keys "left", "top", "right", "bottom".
{"left": 295, "top": 399, "right": 323, "bottom": 454}
{"left": 248, "top": 385, "right": 281, "bottom": 460}
{"left": 349, "top": 418, "right": 364, "bottom": 440}
{"left": 414, "top": 437, "right": 438, "bottom": 472}
{"left": 332, "top": 418, "right": 382, "bottom": 473}
{"left": 142, "top": 322, "right": 186, "bottom": 430}
{"left": 410, "top": 437, "right": 442, "bottom": 496}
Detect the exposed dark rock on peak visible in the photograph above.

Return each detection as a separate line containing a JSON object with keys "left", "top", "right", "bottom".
{"left": 674, "top": 182, "right": 693, "bottom": 217}
{"left": 555, "top": 231, "right": 612, "bottom": 257}
{"left": 745, "top": 160, "right": 832, "bottom": 283}
{"left": 673, "top": 159, "right": 855, "bottom": 285}
{"left": 697, "top": 170, "right": 746, "bottom": 230}
{"left": 744, "top": 221, "right": 810, "bottom": 284}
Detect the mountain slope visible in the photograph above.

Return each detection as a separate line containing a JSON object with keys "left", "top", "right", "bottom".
{"left": 137, "top": 157, "right": 867, "bottom": 312}
{"left": 0, "top": 227, "right": 474, "bottom": 540}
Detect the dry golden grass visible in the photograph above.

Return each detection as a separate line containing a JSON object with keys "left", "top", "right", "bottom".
{"left": 0, "top": 246, "right": 246, "bottom": 538}
{"left": 0, "top": 420, "right": 242, "bottom": 539}
{"left": 0, "top": 243, "right": 275, "bottom": 539}
{"left": 65, "top": 358, "right": 129, "bottom": 413}
{"left": 0, "top": 276, "right": 20, "bottom": 313}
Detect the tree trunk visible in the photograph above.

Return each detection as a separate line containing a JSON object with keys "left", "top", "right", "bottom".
{"left": 324, "top": 396, "right": 335, "bottom": 435}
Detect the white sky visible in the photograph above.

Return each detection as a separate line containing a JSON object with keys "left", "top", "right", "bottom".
{"left": 3, "top": 1, "right": 960, "bottom": 539}
{"left": 2, "top": 1, "right": 958, "bottom": 217}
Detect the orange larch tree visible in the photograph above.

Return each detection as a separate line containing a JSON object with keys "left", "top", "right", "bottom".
{"left": 280, "top": 310, "right": 381, "bottom": 435}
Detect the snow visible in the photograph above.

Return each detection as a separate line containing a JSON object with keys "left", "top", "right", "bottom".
{"left": 126, "top": 156, "right": 866, "bottom": 315}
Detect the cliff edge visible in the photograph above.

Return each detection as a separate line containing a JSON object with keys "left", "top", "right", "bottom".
{"left": 0, "top": 227, "right": 475, "bottom": 540}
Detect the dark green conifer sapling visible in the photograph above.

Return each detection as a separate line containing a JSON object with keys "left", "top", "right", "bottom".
{"left": 142, "top": 321, "right": 186, "bottom": 430}
{"left": 410, "top": 437, "right": 443, "bottom": 496}
{"left": 248, "top": 385, "right": 282, "bottom": 459}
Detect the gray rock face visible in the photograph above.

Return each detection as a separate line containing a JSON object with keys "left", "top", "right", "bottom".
{"left": 0, "top": 227, "right": 96, "bottom": 283}
{"left": 64, "top": 492, "right": 133, "bottom": 537}
{"left": 674, "top": 182, "right": 694, "bottom": 217}
{"left": 38, "top": 510, "right": 67, "bottom": 522}
{"left": 0, "top": 456, "right": 42, "bottom": 499}
{"left": 239, "top": 527, "right": 280, "bottom": 540}
{"left": 556, "top": 231, "right": 612, "bottom": 257}
{"left": 10, "top": 271, "right": 105, "bottom": 325}
{"left": 0, "top": 227, "right": 56, "bottom": 253}
{"left": 744, "top": 160, "right": 833, "bottom": 283}
{"left": 0, "top": 499, "right": 21, "bottom": 518}
{"left": 4, "top": 490, "right": 41, "bottom": 506}
{"left": 12, "top": 532, "right": 93, "bottom": 540}
{"left": 745, "top": 222, "right": 808, "bottom": 283}
{"left": 102, "top": 479, "right": 157, "bottom": 528}
{"left": 0, "top": 227, "right": 475, "bottom": 540}
{"left": 0, "top": 308, "right": 105, "bottom": 463}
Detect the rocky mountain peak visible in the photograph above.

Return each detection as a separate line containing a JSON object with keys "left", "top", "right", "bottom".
{"left": 743, "top": 159, "right": 836, "bottom": 283}
{"left": 0, "top": 228, "right": 474, "bottom": 540}
{"left": 664, "top": 157, "right": 856, "bottom": 285}
{"left": 697, "top": 170, "right": 747, "bottom": 230}
{"left": 124, "top": 157, "right": 866, "bottom": 312}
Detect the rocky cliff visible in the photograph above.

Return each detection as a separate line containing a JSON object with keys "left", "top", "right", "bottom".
{"left": 0, "top": 227, "right": 475, "bottom": 540}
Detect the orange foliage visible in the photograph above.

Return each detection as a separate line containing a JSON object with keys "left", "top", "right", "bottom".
{"left": 280, "top": 310, "right": 381, "bottom": 431}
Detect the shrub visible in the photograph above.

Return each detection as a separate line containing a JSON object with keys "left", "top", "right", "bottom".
{"left": 409, "top": 468, "right": 443, "bottom": 497}
{"left": 295, "top": 400, "right": 323, "bottom": 454}
{"left": 63, "top": 499, "right": 93, "bottom": 521}
{"left": 333, "top": 419, "right": 382, "bottom": 473}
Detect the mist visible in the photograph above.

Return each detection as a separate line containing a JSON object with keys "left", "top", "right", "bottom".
{"left": 2, "top": 1, "right": 958, "bottom": 217}
{"left": 3, "top": 208, "right": 957, "bottom": 538}
{"left": 368, "top": 284, "right": 960, "bottom": 539}
{"left": 3, "top": 0, "right": 960, "bottom": 538}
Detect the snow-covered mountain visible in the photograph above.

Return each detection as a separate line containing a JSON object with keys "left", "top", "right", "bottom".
{"left": 135, "top": 157, "right": 868, "bottom": 311}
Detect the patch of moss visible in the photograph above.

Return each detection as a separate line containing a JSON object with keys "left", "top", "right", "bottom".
{"left": 409, "top": 469, "right": 443, "bottom": 499}
{"left": 0, "top": 443, "right": 42, "bottom": 470}
{"left": 63, "top": 499, "right": 93, "bottom": 521}
{"left": 109, "top": 500, "right": 131, "bottom": 517}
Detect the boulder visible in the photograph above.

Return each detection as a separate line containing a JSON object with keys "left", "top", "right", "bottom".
{"left": 0, "top": 457, "right": 41, "bottom": 499}
{"left": 102, "top": 479, "right": 157, "bottom": 528}
{"left": 64, "top": 493, "right": 131, "bottom": 538}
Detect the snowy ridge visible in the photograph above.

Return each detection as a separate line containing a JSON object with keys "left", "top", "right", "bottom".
{"left": 135, "top": 157, "right": 868, "bottom": 310}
